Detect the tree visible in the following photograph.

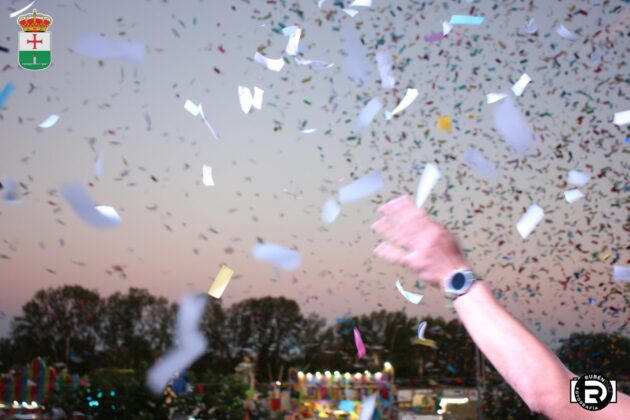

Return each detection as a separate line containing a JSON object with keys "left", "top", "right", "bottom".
{"left": 98, "top": 288, "right": 176, "bottom": 371}
{"left": 11, "top": 285, "right": 101, "bottom": 368}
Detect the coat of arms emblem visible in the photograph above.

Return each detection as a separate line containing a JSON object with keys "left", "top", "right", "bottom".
{"left": 17, "top": 9, "right": 53, "bottom": 70}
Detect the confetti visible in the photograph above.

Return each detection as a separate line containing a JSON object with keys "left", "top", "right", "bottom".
{"left": 294, "top": 57, "right": 334, "bottom": 69}
{"left": 359, "top": 394, "right": 377, "bottom": 420}
{"left": 415, "top": 163, "right": 441, "bottom": 208}
{"left": 385, "top": 88, "right": 418, "bottom": 120}
{"left": 486, "top": 93, "right": 508, "bottom": 104}
{"left": 60, "top": 183, "right": 122, "bottom": 229}
{"left": 449, "top": 15, "right": 485, "bottom": 25}
{"left": 300, "top": 128, "right": 318, "bottom": 134}
{"left": 556, "top": 25, "right": 578, "bottom": 42}
{"left": 395, "top": 279, "right": 424, "bottom": 304}
{"left": 342, "top": 25, "right": 368, "bottom": 85}
{"left": 516, "top": 204, "right": 544, "bottom": 239}
{"left": 338, "top": 171, "right": 384, "bottom": 204}
{"left": 492, "top": 96, "right": 536, "bottom": 156}
{"left": 613, "top": 110, "right": 630, "bottom": 126}
{"left": 146, "top": 294, "right": 208, "bottom": 394}
{"left": 436, "top": 115, "right": 452, "bottom": 133}
{"left": 356, "top": 97, "right": 382, "bottom": 132}
{"left": 74, "top": 32, "right": 145, "bottom": 63}
{"left": 567, "top": 170, "right": 590, "bottom": 186}
{"left": 464, "top": 148, "right": 500, "bottom": 181}
{"left": 238, "top": 86, "right": 254, "bottom": 114}
{"left": 417, "top": 321, "right": 427, "bottom": 340}
{"left": 442, "top": 21, "right": 453, "bottom": 36}
{"left": 202, "top": 165, "right": 214, "bottom": 187}
{"left": 612, "top": 266, "right": 630, "bottom": 282}
{"left": 94, "top": 152, "right": 105, "bottom": 179}
{"left": 511, "top": 73, "right": 531, "bottom": 97}
{"left": 254, "top": 51, "right": 285, "bottom": 72}
{"left": 1, "top": 177, "right": 20, "bottom": 205}
{"left": 321, "top": 197, "right": 341, "bottom": 224}
{"left": 38, "top": 114, "right": 60, "bottom": 128}
{"left": 9, "top": 1, "right": 37, "bottom": 18}
{"left": 350, "top": 0, "right": 372, "bottom": 6}
{"left": 353, "top": 327, "right": 366, "bottom": 358}
{"left": 375, "top": 52, "right": 395, "bottom": 89}
{"left": 282, "top": 26, "right": 301, "bottom": 56}
{"left": 342, "top": 9, "right": 359, "bottom": 17}
{"left": 0, "top": 82, "right": 15, "bottom": 109}
{"left": 524, "top": 18, "right": 538, "bottom": 34}
{"left": 252, "top": 243, "right": 302, "bottom": 272}
{"left": 208, "top": 265, "right": 234, "bottom": 299}
{"left": 252, "top": 87, "right": 264, "bottom": 110}
{"left": 184, "top": 100, "right": 220, "bottom": 140}
{"left": 564, "top": 189, "right": 584, "bottom": 204}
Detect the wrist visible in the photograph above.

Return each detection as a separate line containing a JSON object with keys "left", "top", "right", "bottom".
{"left": 442, "top": 267, "right": 476, "bottom": 298}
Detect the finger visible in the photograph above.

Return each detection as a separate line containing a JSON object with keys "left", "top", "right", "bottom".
{"left": 377, "top": 195, "right": 415, "bottom": 216}
{"left": 373, "top": 241, "right": 408, "bottom": 264}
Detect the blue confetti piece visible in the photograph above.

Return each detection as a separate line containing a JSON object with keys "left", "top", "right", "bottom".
{"left": 625, "top": 137, "right": 630, "bottom": 143}
{"left": 0, "top": 82, "right": 15, "bottom": 109}
{"left": 588, "top": 298, "right": 596, "bottom": 305}
{"left": 450, "top": 15, "right": 485, "bottom": 25}
{"left": 447, "top": 364, "right": 457, "bottom": 373}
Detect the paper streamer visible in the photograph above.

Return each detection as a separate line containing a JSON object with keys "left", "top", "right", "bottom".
{"left": 294, "top": 57, "right": 334, "bottom": 69}
{"left": 359, "top": 394, "right": 377, "bottom": 420}
{"left": 353, "top": 327, "right": 366, "bottom": 358}
{"left": 9, "top": 1, "right": 37, "bottom": 18}
{"left": 442, "top": 21, "right": 453, "bottom": 36}
{"left": 449, "top": 15, "right": 485, "bottom": 25}
{"left": 567, "top": 170, "right": 590, "bottom": 186}
{"left": 282, "top": 26, "right": 301, "bottom": 56}
{"left": 184, "top": 100, "right": 220, "bottom": 140}
{"left": 350, "top": 0, "right": 372, "bottom": 6}
{"left": 202, "top": 165, "right": 214, "bottom": 186}
{"left": 511, "top": 73, "right": 531, "bottom": 97}
{"left": 376, "top": 52, "right": 395, "bottom": 89}
{"left": 95, "top": 152, "right": 105, "bottom": 179}
{"left": 613, "top": 266, "right": 630, "bottom": 282}
{"left": 417, "top": 321, "right": 428, "bottom": 340}
{"left": 338, "top": 171, "right": 384, "bottom": 204}
{"left": 342, "top": 9, "right": 359, "bottom": 17}
{"left": 415, "top": 163, "right": 441, "bottom": 208}
{"left": 356, "top": 97, "right": 382, "bottom": 132}
{"left": 524, "top": 19, "right": 537, "bottom": 34}
{"left": 395, "top": 279, "right": 424, "bottom": 304}
{"left": 556, "top": 25, "right": 578, "bottom": 41}
{"left": 147, "top": 294, "right": 208, "bottom": 394}
{"left": 2, "top": 177, "right": 20, "bottom": 205}
{"left": 238, "top": 86, "right": 253, "bottom": 114}
{"left": 613, "top": 110, "right": 630, "bottom": 126}
{"left": 208, "top": 265, "right": 234, "bottom": 299}
{"left": 493, "top": 96, "right": 536, "bottom": 156}
{"left": 252, "top": 87, "right": 264, "bottom": 110}
{"left": 252, "top": 243, "right": 302, "bottom": 272}
{"left": 343, "top": 25, "right": 368, "bottom": 85}
{"left": 254, "top": 51, "right": 285, "bottom": 72}
{"left": 564, "top": 189, "right": 584, "bottom": 204}
{"left": 464, "top": 148, "right": 500, "bottom": 181}
{"left": 385, "top": 88, "right": 418, "bottom": 120}
{"left": 75, "top": 32, "right": 145, "bottom": 63}
{"left": 321, "top": 197, "right": 341, "bottom": 224}
{"left": 516, "top": 204, "right": 544, "bottom": 239}
{"left": 60, "top": 183, "right": 121, "bottom": 229}
{"left": 486, "top": 93, "right": 508, "bottom": 104}
{"left": 38, "top": 114, "right": 59, "bottom": 128}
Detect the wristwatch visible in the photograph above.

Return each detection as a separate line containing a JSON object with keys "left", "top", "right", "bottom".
{"left": 443, "top": 269, "right": 477, "bottom": 299}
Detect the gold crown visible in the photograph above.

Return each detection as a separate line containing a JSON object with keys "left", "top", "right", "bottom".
{"left": 17, "top": 10, "right": 53, "bottom": 32}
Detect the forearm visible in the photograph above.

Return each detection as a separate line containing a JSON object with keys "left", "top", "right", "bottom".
{"left": 453, "top": 281, "right": 572, "bottom": 415}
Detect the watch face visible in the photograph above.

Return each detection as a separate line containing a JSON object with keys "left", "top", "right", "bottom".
{"left": 452, "top": 272, "right": 466, "bottom": 290}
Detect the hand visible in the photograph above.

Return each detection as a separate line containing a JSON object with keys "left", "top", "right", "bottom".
{"left": 371, "top": 195, "right": 469, "bottom": 289}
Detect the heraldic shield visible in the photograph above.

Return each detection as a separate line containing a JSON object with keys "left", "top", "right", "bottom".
{"left": 17, "top": 9, "right": 53, "bottom": 71}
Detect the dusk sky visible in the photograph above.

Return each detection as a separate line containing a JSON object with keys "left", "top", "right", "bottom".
{"left": 1, "top": 0, "right": 628, "bottom": 348}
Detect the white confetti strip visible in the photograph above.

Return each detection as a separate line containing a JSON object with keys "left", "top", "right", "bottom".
{"left": 238, "top": 86, "right": 254, "bottom": 114}
{"left": 202, "top": 165, "right": 214, "bottom": 186}
{"left": 511, "top": 73, "right": 531, "bottom": 97}
{"left": 385, "top": 88, "right": 418, "bottom": 120}
{"left": 282, "top": 26, "right": 301, "bottom": 56}
{"left": 294, "top": 57, "right": 334, "bottom": 69}
{"left": 417, "top": 321, "right": 427, "bottom": 340}
{"left": 10, "top": 1, "right": 37, "bottom": 18}
{"left": 442, "top": 21, "right": 453, "bottom": 35}
{"left": 2, "top": 177, "right": 20, "bottom": 205}
{"left": 60, "top": 183, "right": 121, "bottom": 229}
{"left": 38, "top": 114, "right": 59, "bottom": 128}
{"left": 613, "top": 110, "right": 630, "bottom": 126}
{"left": 395, "top": 279, "right": 423, "bottom": 304}
{"left": 252, "top": 243, "right": 302, "bottom": 272}
{"left": 415, "top": 163, "right": 441, "bottom": 208}
{"left": 338, "top": 171, "right": 384, "bottom": 204}
{"left": 464, "top": 149, "right": 500, "bottom": 181}
{"left": 254, "top": 51, "right": 285, "bottom": 72}
{"left": 350, "top": 0, "right": 372, "bottom": 6}
{"left": 147, "top": 294, "right": 207, "bottom": 394}
{"left": 493, "top": 96, "right": 536, "bottom": 156}
{"left": 556, "top": 25, "right": 578, "bottom": 42}
{"left": 486, "top": 93, "right": 508, "bottom": 104}
{"left": 564, "top": 189, "right": 584, "bottom": 204}
{"left": 613, "top": 266, "right": 630, "bottom": 282}
{"left": 376, "top": 52, "right": 395, "bottom": 89}
{"left": 342, "top": 9, "right": 359, "bottom": 17}
{"left": 516, "top": 204, "right": 544, "bottom": 239}
{"left": 321, "top": 197, "right": 341, "bottom": 224}
{"left": 95, "top": 152, "right": 105, "bottom": 179}
{"left": 567, "top": 170, "right": 590, "bottom": 186}
{"left": 343, "top": 25, "right": 368, "bottom": 84}
{"left": 252, "top": 87, "right": 264, "bottom": 110}
{"left": 524, "top": 18, "right": 537, "bottom": 34}
{"left": 356, "top": 97, "right": 382, "bottom": 132}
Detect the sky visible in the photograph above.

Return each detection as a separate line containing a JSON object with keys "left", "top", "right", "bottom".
{"left": 0, "top": 0, "right": 628, "bottom": 348}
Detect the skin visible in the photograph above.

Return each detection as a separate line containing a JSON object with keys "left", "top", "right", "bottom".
{"left": 371, "top": 195, "right": 629, "bottom": 419}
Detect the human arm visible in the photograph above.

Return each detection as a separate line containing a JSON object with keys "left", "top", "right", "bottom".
{"left": 371, "top": 195, "right": 630, "bottom": 419}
